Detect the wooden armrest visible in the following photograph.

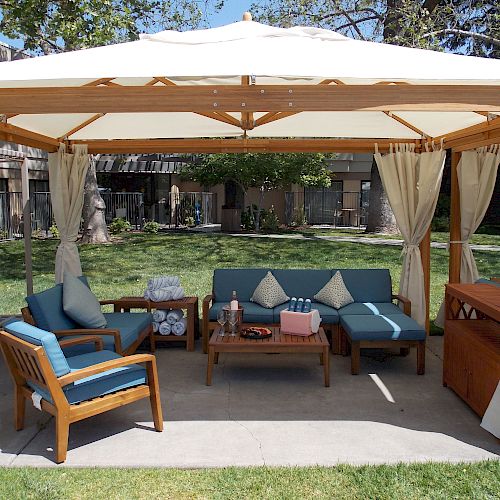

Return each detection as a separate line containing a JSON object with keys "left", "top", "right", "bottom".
{"left": 491, "top": 277, "right": 500, "bottom": 283}
{"left": 58, "top": 336, "right": 104, "bottom": 351}
{"left": 202, "top": 294, "right": 213, "bottom": 309}
{"left": 58, "top": 353, "right": 156, "bottom": 387}
{"left": 100, "top": 298, "right": 150, "bottom": 312}
{"left": 53, "top": 329, "right": 122, "bottom": 353}
{"left": 392, "top": 294, "right": 411, "bottom": 316}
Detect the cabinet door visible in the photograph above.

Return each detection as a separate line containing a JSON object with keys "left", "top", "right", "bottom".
{"left": 444, "top": 328, "right": 469, "bottom": 400}
{"left": 467, "top": 352, "right": 500, "bottom": 417}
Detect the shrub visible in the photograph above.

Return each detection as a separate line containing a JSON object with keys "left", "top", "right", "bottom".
{"left": 143, "top": 221, "right": 160, "bottom": 234}
{"left": 0, "top": 229, "right": 8, "bottom": 240}
{"left": 290, "top": 206, "right": 307, "bottom": 227}
{"left": 261, "top": 205, "right": 280, "bottom": 232}
{"left": 185, "top": 216, "right": 195, "bottom": 227}
{"left": 49, "top": 223, "right": 59, "bottom": 238}
{"left": 431, "top": 216, "right": 449, "bottom": 232}
{"left": 241, "top": 206, "right": 255, "bottom": 231}
{"left": 109, "top": 217, "right": 131, "bottom": 234}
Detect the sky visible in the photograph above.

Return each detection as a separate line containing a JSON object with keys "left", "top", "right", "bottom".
{"left": 0, "top": 0, "right": 255, "bottom": 51}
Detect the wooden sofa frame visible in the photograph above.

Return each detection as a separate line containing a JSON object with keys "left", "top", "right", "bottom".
{"left": 202, "top": 293, "right": 412, "bottom": 355}
{"left": 0, "top": 330, "right": 163, "bottom": 463}
{"left": 22, "top": 298, "right": 153, "bottom": 356}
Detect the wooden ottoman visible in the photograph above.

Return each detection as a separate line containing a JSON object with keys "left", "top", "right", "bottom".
{"left": 340, "top": 314, "right": 426, "bottom": 375}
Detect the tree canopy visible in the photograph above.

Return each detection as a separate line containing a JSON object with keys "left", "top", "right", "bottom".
{"left": 250, "top": 1, "right": 499, "bottom": 58}
{"left": 0, "top": 0, "right": 223, "bottom": 54}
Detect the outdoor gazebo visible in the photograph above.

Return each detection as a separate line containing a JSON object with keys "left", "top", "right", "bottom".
{"left": 0, "top": 13, "right": 499, "bottom": 331}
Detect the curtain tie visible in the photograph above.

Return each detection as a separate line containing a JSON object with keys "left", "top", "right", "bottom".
{"left": 446, "top": 240, "right": 469, "bottom": 251}
{"left": 401, "top": 243, "right": 419, "bottom": 257}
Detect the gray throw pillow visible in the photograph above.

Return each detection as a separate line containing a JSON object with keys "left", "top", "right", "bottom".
{"left": 314, "top": 271, "right": 354, "bottom": 309}
{"left": 251, "top": 271, "right": 289, "bottom": 309}
{"left": 62, "top": 272, "right": 107, "bottom": 328}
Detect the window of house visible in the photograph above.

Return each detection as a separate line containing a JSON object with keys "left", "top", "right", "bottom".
{"left": 0, "top": 179, "right": 7, "bottom": 192}
{"left": 29, "top": 180, "right": 49, "bottom": 192}
{"left": 360, "top": 181, "right": 371, "bottom": 209}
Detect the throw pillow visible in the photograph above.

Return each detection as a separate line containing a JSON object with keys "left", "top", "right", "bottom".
{"left": 314, "top": 271, "right": 354, "bottom": 309}
{"left": 62, "top": 272, "right": 107, "bottom": 328}
{"left": 251, "top": 271, "right": 289, "bottom": 309}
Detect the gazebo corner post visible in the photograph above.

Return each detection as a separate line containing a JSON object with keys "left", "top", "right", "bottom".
{"left": 419, "top": 225, "right": 431, "bottom": 334}
{"left": 21, "top": 157, "right": 33, "bottom": 296}
{"left": 448, "top": 150, "right": 462, "bottom": 284}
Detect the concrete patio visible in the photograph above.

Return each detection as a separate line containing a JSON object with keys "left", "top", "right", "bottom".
{"left": 1, "top": 336, "right": 498, "bottom": 467}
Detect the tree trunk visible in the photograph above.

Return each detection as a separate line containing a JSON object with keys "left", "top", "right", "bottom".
{"left": 81, "top": 158, "right": 110, "bottom": 244}
{"left": 254, "top": 187, "right": 265, "bottom": 233}
{"left": 365, "top": 157, "right": 399, "bottom": 234}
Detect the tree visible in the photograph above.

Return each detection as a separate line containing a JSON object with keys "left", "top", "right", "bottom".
{"left": 0, "top": 0, "right": 222, "bottom": 241}
{"left": 251, "top": 0, "right": 499, "bottom": 233}
{"left": 182, "top": 153, "right": 332, "bottom": 231}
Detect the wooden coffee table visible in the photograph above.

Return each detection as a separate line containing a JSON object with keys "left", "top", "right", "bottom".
{"left": 206, "top": 326, "right": 330, "bottom": 387}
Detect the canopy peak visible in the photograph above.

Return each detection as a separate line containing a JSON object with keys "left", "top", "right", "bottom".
{"left": 242, "top": 12, "right": 252, "bottom": 21}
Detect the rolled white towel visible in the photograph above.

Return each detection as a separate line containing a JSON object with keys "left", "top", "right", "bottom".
{"left": 171, "top": 286, "right": 185, "bottom": 300}
{"left": 152, "top": 321, "right": 160, "bottom": 333}
{"left": 148, "top": 276, "right": 180, "bottom": 291}
{"left": 153, "top": 310, "right": 167, "bottom": 323}
{"left": 167, "top": 309, "right": 184, "bottom": 325}
{"left": 172, "top": 318, "right": 187, "bottom": 336}
{"left": 148, "top": 288, "right": 173, "bottom": 302}
{"left": 158, "top": 321, "right": 171, "bottom": 336}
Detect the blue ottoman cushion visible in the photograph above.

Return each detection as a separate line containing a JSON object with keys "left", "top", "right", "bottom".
{"left": 341, "top": 314, "right": 425, "bottom": 341}
{"left": 338, "top": 302, "right": 404, "bottom": 316}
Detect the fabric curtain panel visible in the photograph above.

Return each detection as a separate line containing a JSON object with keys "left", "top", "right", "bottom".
{"left": 374, "top": 143, "right": 445, "bottom": 327}
{"left": 457, "top": 145, "right": 500, "bottom": 282}
{"left": 49, "top": 144, "right": 89, "bottom": 283}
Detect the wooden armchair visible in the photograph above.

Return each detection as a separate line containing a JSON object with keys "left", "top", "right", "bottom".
{"left": 1, "top": 321, "right": 163, "bottom": 463}
{"left": 22, "top": 295, "right": 153, "bottom": 356}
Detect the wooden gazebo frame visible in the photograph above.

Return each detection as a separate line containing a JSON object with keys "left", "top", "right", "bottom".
{"left": 1, "top": 55, "right": 499, "bottom": 330}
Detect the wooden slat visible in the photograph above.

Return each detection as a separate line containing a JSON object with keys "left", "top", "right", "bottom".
{"left": 58, "top": 113, "right": 105, "bottom": 140}
{"left": 73, "top": 137, "right": 420, "bottom": 154}
{"left": 0, "top": 122, "right": 59, "bottom": 151}
{"left": 384, "top": 111, "right": 427, "bottom": 137}
{"left": 1, "top": 85, "right": 498, "bottom": 114}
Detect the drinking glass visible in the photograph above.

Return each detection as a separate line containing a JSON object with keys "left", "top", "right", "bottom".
{"left": 217, "top": 309, "right": 227, "bottom": 336}
{"left": 228, "top": 310, "right": 238, "bottom": 337}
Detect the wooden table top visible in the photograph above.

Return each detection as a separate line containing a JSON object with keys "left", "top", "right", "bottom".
{"left": 210, "top": 326, "right": 328, "bottom": 347}
{"left": 446, "top": 283, "right": 500, "bottom": 323}
{"left": 118, "top": 296, "right": 198, "bottom": 308}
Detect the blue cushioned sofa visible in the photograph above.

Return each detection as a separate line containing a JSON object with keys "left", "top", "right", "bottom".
{"left": 21, "top": 276, "right": 153, "bottom": 356}
{"left": 202, "top": 268, "right": 411, "bottom": 354}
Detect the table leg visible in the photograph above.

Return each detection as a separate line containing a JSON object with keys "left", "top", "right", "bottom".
{"left": 323, "top": 346, "right": 330, "bottom": 387}
{"left": 187, "top": 305, "right": 195, "bottom": 352}
{"left": 214, "top": 352, "right": 219, "bottom": 364}
{"left": 150, "top": 329, "right": 156, "bottom": 353}
{"left": 194, "top": 300, "right": 200, "bottom": 337}
{"left": 206, "top": 346, "right": 215, "bottom": 385}
{"left": 319, "top": 353, "right": 324, "bottom": 365}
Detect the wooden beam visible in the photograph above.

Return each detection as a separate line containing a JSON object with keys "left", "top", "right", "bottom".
{"left": 1, "top": 85, "right": 499, "bottom": 114}
{"left": 69, "top": 137, "right": 420, "bottom": 154}
{"left": 419, "top": 226, "right": 431, "bottom": 334}
{"left": 0, "top": 122, "right": 59, "bottom": 151}
{"left": 448, "top": 151, "right": 462, "bottom": 284}
{"left": 83, "top": 78, "right": 117, "bottom": 87}
{"left": 58, "top": 113, "right": 105, "bottom": 140}
{"left": 240, "top": 76, "right": 254, "bottom": 130}
{"left": 384, "top": 111, "right": 427, "bottom": 137}
{"left": 433, "top": 115, "right": 500, "bottom": 145}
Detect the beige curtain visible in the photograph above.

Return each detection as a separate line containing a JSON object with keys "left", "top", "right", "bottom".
{"left": 374, "top": 143, "right": 445, "bottom": 326}
{"left": 49, "top": 144, "right": 89, "bottom": 283}
{"left": 456, "top": 145, "right": 500, "bottom": 282}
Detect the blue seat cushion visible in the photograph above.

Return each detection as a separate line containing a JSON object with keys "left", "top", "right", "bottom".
{"left": 341, "top": 314, "right": 426, "bottom": 342}
{"left": 209, "top": 301, "right": 274, "bottom": 324}
{"left": 101, "top": 312, "right": 152, "bottom": 351}
{"left": 3, "top": 320, "right": 70, "bottom": 377}
{"left": 213, "top": 268, "right": 270, "bottom": 302}
{"left": 35, "top": 350, "right": 146, "bottom": 405}
{"left": 26, "top": 276, "right": 90, "bottom": 332}
{"left": 272, "top": 269, "right": 332, "bottom": 300}
{"left": 338, "top": 302, "right": 404, "bottom": 316}
{"left": 334, "top": 269, "right": 393, "bottom": 303}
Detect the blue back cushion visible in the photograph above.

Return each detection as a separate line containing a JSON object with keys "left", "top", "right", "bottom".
{"left": 26, "top": 276, "right": 90, "bottom": 331}
{"left": 475, "top": 278, "right": 500, "bottom": 288}
{"left": 272, "top": 269, "right": 332, "bottom": 300}
{"left": 334, "top": 269, "right": 392, "bottom": 303}
{"left": 3, "top": 320, "right": 70, "bottom": 377}
{"left": 213, "top": 268, "right": 270, "bottom": 302}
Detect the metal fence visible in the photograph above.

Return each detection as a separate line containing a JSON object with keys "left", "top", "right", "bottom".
{"left": 0, "top": 190, "right": 217, "bottom": 239}
{"left": 151, "top": 192, "right": 217, "bottom": 227}
{"left": 285, "top": 190, "right": 366, "bottom": 227}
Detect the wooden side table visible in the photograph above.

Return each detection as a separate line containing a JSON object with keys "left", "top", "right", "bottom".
{"left": 116, "top": 296, "right": 199, "bottom": 352}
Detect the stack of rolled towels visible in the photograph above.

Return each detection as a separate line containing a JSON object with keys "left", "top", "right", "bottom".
{"left": 144, "top": 276, "right": 185, "bottom": 302}
{"left": 152, "top": 309, "right": 187, "bottom": 336}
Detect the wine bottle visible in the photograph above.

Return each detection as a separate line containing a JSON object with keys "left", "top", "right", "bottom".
{"left": 230, "top": 290, "right": 238, "bottom": 311}
{"left": 288, "top": 297, "right": 297, "bottom": 311}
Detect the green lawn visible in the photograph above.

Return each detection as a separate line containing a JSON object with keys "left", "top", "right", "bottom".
{"left": 0, "top": 232, "right": 498, "bottom": 321}
{"left": 1, "top": 462, "right": 499, "bottom": 499}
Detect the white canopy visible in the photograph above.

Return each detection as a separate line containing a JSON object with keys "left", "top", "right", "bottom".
{"left": 0, "top": 20, "right": 499, "bottom": 143}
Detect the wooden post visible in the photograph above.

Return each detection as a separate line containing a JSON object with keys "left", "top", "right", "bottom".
{"left": 419, "top": 226, "right": 431, "bottom": 334}
{"left": 448, "top": 150, "right": 462, "bottom": 283}
{"left": 21, "top": 158, "right": 33, "bottom": 296}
